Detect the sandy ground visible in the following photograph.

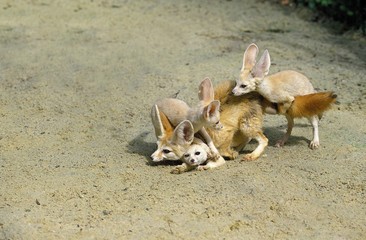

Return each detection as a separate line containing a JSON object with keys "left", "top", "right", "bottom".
{"left": 0, "top": 0, "right": 365, "bottom": 239}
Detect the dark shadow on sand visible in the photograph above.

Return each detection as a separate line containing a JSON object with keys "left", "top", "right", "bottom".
{"left": 264, "top": 124, "right": 312, "bottom": 147}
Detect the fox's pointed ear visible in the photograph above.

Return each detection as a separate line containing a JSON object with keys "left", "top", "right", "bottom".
{"left": 151, "top": 105, "right": 164, "bottom": 138}
{"left": 151, "top": 105, "right": 173, "bottom": 138}
{"left": 159, "top": 108, "right": 174, "bottom": 136}
{"left": 171, "top": 120, "right": 194, "bottom": 146}
{"left": 204, "top": 100, "right": 220, "bottom": 119}
{"left": 242, "top": 43, "right": 259, "bottom": 71}
{"left": 251, "top": 49, "right": 270, "bottom": 78}
{"left": 198, "top": 77, "right": 214, "bottom": 103}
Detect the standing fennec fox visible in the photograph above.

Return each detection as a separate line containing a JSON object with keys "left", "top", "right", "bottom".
{"left": 233, "top": 43, "right": 337, "bottom": 149}
{"left": 151, "top": 77, "right": 225, "bottom": 170}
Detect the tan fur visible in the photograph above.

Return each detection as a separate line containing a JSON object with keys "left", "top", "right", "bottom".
{"left": 206, "top": 80, "right": 268, "bottom": 161}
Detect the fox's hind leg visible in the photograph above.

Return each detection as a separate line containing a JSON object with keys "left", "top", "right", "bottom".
{"left": 308, "top": 115, "right": 320, "bottom": 149}
{"left": 276, "top": 114, "right": 294, "bottom": 147}
{"left": 198, "top": 128, "right": 224, "bottom": 162}
{"left": 242, "top": 131, "right": 268, "bottom": 161}
{"left": 278, "top": 95, "right": 294, "bottom": 114}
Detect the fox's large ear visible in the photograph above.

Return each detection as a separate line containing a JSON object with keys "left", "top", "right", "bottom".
{"left": 204, "top": 100, "right": 220, "bottom": 119}
{"left": 242, "top": 43, "right": 259, "bottom": 71}
{"left": 171, "top": 120, "right": 194, "bottom": 146}
{"left": 151, "top": 105, "right": 163, "bottom": 138}
{"left": 251, "top": 49, "right": 270, "bottom": 78}
{"left": 198, "top": 77, "right": 214, "bottom": 103}
{"left": 151, "top": 105, "right": 173, "bottom": 138}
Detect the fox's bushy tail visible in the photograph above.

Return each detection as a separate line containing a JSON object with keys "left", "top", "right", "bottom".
{"left": 287, "top": 92, "right": 337, "bottom": 118}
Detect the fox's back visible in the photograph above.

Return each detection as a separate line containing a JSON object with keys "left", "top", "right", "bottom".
{"left": 154, "top": 98, "right": 190, "bottom": 127}
{"left": 266, "top": 70, "right": 315, "bottom": 96}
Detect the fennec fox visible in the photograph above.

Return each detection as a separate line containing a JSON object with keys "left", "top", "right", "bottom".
{"left": 170, "top": 138, "right": 213, "bottom": 174}
{"left": 151, "top": 78, "right": 225, "bottom": 169}
{"left": 232, "top": 43, "right": 337, "bottom": 149}
{"left": 206, "top": 80, "right": 270, "bottom": 161}
{"left": 150, "top": 104, "right": 194, "bottom": 162}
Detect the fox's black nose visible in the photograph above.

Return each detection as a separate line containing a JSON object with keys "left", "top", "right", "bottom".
{"left": 190, "top": 159, "right": 195, "bottom": 163}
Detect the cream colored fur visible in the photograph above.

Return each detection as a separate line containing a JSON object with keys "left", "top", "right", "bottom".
{"left": 170, "top": 138, "right": 213, "bottom": 174}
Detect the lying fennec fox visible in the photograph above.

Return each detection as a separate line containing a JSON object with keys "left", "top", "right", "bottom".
{"left": 232, "top": 43, "right": 337, "bottom": 149}
{"left": 151, "top": 104, "right": 222, "bottom": 170}
{"left": 171, "top": 138, "right": 213, "bottom": 174}
{"left": 151, "top": 77, "right": 225, "bottom": 170}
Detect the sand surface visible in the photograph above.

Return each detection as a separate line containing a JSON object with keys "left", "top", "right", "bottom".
{"left": 0, "top": 0, "right": 365, "bottom": 239}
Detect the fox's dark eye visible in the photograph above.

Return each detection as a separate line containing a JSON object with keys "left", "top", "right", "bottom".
{"left": 240, "top": 84, "right": 247, "bottom": 88}
{"left": 195, "top": 151, "right": 201, "bottom": 155}
{"left": 184, "top": 153, "right": 190, "bottom": 158}
{"left": 216, "top": 121, "right": 220, "bottom": 125}
{"left": 163, "top": 149, "right": 171, "bottom": 154}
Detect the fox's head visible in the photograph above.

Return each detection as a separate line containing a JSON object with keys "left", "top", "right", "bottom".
{"left": 203, "top": 100, "right": 222, "bottom": 130}
{"left": 198, "top": 78, "right": 223, "bottom": 130}
{"left": 151, "top": 105, "right": 194, "bottom": 162}
{"left": 182, "top": 142, "right": 208, "bottom": 166}
{"left": 232, "top": 43, "right": 271, "bottom": 96}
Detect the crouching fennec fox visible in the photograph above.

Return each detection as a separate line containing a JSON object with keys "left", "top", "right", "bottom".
{"left": 232, "top": 43, "right": 337, "bottom": 149}
{"left": 151, "top": 77, "right": 225, "bottom": 170}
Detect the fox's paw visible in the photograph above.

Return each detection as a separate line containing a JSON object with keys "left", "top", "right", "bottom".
{"left": 197, "top": 165, "right": 209, "bottom": 171}
{"left": 170, "top": 168, "right": 183, "bottom": 174}
{"left": 211, "top": 153, "right": 222, "bottom": 161}
{"left": 275, "top": 139, "right": 286, "bottom": 148}
{"left": 309, "top": 141, "right": 320, "bottom": 150}
{"left": 222, "top": 151, "right": 238, "bottom": 160}
{"left": 231, "top": 151, "right": 239, "bottom": 160}
{"left": 241, "top": 153, "right": 259, "bottom": 161}
{"left": 170, "top": 165, "right": 188, "bottom": 174}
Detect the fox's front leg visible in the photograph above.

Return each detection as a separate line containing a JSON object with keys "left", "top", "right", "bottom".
{"left": 198, "top": 128, "right": 223, "bottom": 161}
{"left": 171, "top": 163, "right": 196, "bottom": 174}
{"left": 242, "top": 132, "right": 268, "bottom": 161}
{"left": 197, "top": 156, "right": 226, "bottom": 170}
